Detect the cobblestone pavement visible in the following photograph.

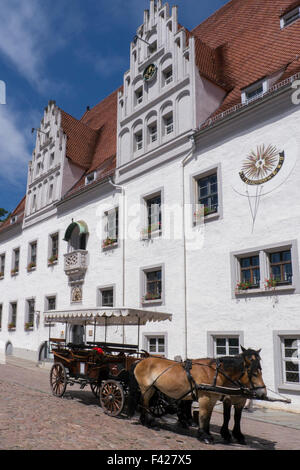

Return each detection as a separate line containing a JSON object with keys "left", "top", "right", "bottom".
{"left": 1, "top": 361, "right": 300, "bottom": 451}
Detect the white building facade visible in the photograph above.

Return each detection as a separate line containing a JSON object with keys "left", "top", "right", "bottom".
{"left": 1, "top": 0, "right": 300, "bottom": 410}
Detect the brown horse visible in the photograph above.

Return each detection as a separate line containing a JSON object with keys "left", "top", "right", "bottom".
{"left": 128, "top": 347, "right": 266, "bottom": 444}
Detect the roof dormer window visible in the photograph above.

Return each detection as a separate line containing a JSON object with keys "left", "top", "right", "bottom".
{"left": 280, "top": 7, "right": 300, "bottom": 29}
{"left": 241, "top": 79, "right": 268, "bottom": 104}
{"left": 85, "top": 172, "right": 96, "bottom": 185}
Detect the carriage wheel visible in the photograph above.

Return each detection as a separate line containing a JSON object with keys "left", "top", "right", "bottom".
{"left": 100, "top": 380, "right": 125, "bottom": 417}
{"left": 90, "top": 382, "right": 101, "bottom": 399}
{"left": 149, "top": 391, "right": 176, "bottom": 417}
{"left": 50, "top": 362, "right": 67, "bottom": 397}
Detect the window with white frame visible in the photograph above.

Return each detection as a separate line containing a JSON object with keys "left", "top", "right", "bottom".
{"left": 99, "top": 287, "right": 114, "bottom": 307}
{"left": 280, "top": 7, "right": 300, "bottom": 29}
{"left": 25, "top": 299, "right": 35, "bottom": 328}
{"left": 85, "top": 172, "right": 96, "bottom": 186}
{"left": 148, "top": 122, "right": 158, "bottom": 144}
{"left": 148, "top": 40, "right": 157, "bottom": 55}
{"left": 142, "top": 193, "right": 162, "bottom": 239}
{"left": 196, "top": 172, "right": 219, "bottom": 218}
{"left": 9, "top": 302, "right": 17, "bottom": 329}
{"left": 280, "top": 336, "right": 300, "bottom": 385}
{"left": 213, "top": 336, "right": 240, "bottom": 357}
{"left": 241, "top": 79, "right": 268, "bottom": 104}
{"left": 134, "top": 130, "right": 143, "bottom": 151}
{"left": 11, "top": 248, "right": 20, "bottom": 275}
{"left": 142, "top": 267, "right": 163, "bottom": 303}
{"left": 46, "top": 296, "right": 56, "bottom": 311}
{"left": 232, "top": 241, "right": 297, "bottom": 294}
{"left": 135, "top": 87, "right": 143, "bottom": 106}
{"left": 102, "top": 208, "right": 118, "bottom": 249}
{"left": 145, "top": 335, "right": 166, "bottom": 356}
{"left": 49, "top": 233, "right": 59, "bottom": 264}
{"left": 0, "top": 253, "right": 5, "bottom": 278}
{"left": 162, "top": 66, "right": 173, "bottom": 87}
{"left": 28, "top": 241, "right": 37, "bottom": 271}
{"left": 163, "top": 112, "right": 174, "bottom": 136}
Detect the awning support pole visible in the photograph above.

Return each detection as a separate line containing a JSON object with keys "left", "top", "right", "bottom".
{"left": 94, "top": 319, "right": 96, "bottom": 343}
{"left": 105, "top": 317, "right": 107, "bottom": 343}
{"left": 137, "top": 317, "right": 140, "bottom": 351}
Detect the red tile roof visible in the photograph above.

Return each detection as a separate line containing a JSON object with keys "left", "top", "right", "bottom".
{"left": 3, "top": 0, "right": 300, "bottom": 225}
{"left": 0, "top": 196, "right": 26, "bottom": 233}
{"left": 191, "top": 0, "right": 300, "bottom": 119}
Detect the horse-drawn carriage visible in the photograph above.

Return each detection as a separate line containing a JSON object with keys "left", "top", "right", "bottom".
{"left": 45, "top": 307, "right": 172, "bottom": 417}
{"left": 45, "top": 307, "right": 291, "bottom": 444}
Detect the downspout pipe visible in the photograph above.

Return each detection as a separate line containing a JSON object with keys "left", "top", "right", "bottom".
{"left": 181, "top": 132, "right": 197, "bottom": 360}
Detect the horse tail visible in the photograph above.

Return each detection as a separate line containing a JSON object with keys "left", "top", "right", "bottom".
{"left": 127, "top": 361, "right": 141, "bottom": 418}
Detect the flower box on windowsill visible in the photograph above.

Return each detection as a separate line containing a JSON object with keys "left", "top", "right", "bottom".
{"left": 27, "top": 263, "right": 36, "bottom": 272}
{"left": 48, "top": 255, "right": 58, "bottom": 266}
{"left": 0, "top": 272, "right": 4, "bottom": 280}
{"left": 8, "top": 323, "right": 16, "bottom": 331}
{"left": 235, "top": 284, "right": 295, "bottom": 296}
{"left": 11, "top": 269, "right": 19, "bottom": 277}
{"left": 24, "top": 322, "right": 34, "bottom": 331}
{"left": 142, "top": 293, "right": 162, "bottom": 304}
{"left": 102, "top": 238, "right": 118, "bottom": 250}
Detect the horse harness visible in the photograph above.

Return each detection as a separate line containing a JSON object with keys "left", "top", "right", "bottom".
{"left": 143, "top": 354, "right": 263, "bottom": 403}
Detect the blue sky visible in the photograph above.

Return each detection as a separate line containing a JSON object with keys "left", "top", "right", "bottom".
{"left": 0, "top": 0, "right": 228, "bottom": 214}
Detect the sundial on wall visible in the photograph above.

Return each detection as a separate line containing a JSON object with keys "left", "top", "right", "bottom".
{"left": 231, "top": 140, "right": 297, "bottom": 233}
{"left": 239, "top": 144, "right": 285, "bottom": 185}
{"left": 143, "top": 63, "right": 157, "bottom": 82}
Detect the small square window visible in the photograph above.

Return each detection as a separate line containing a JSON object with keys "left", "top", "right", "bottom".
{"left": 47, "top": 296, "right": 56, "bottom": 311}
{"left": 215, "top": 337, "right": 240, "bottom": 357}
{"left": 101, "top": 289, "right": 114, "bottom": 307}
{"left": 145, "top": 335, "right": 166, "bottom": 356}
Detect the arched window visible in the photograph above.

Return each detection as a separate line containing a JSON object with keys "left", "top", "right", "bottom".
{"left": 63, "top": 221, "right": 89, "bottom": 252}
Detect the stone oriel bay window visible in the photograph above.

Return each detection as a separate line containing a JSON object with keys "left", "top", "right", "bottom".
{"left": 231, "top": 240, "right": 299, "bottom": 296}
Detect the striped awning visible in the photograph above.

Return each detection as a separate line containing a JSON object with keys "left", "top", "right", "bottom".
{"left": 63, "top": 220, "right": 89, "bottom": 242}
{"left": 44, "top": 307, "right": 172, "bottom": 326}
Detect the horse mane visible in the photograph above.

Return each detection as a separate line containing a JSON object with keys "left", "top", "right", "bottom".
{"left": 209, "top": 355, "right": 244, "bottom": 373}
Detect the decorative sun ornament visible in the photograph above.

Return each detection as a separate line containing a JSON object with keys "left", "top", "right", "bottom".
{"left": 242, "top": 144, "right": 279, "bottom": 179}
{"left": 239, "top": 144, "right": 284, "bottom": 185}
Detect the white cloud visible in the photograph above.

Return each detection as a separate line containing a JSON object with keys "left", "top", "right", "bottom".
{"left": 0, "top": 105, "right": 32, "bottom": 186}
{"left": 0, "top": 0, "right": 84, "bottom": 93}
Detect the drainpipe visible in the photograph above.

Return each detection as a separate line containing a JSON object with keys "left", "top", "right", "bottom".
{"left": 181, "top": 132, "right": 196, "bottom": 359}
{"left": 108, "top": 178, "right": 126, "bottom": 308}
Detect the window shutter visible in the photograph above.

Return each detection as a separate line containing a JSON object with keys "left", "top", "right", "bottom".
{"left": 107, "top": 209, "right": 117, "bottom": 239}
{"left": 151, "top": 203, "right": 160, "bottom": 229}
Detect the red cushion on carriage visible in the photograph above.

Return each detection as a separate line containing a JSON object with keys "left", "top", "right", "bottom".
{"left": 93, "top": 347, "right": 104, "bottom": 354}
